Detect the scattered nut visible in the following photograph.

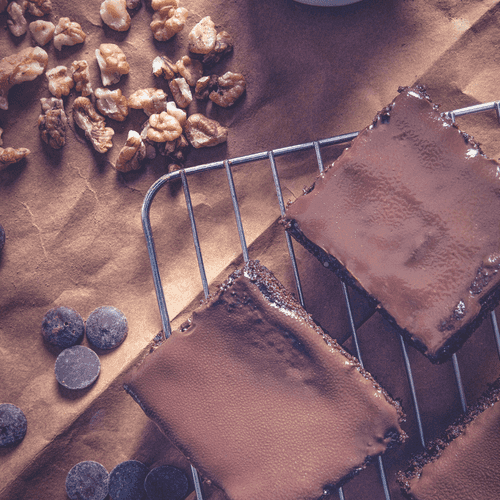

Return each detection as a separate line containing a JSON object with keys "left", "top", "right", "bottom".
{"left": 152, "top": 55, "right": 177, "bottom": 80}
{"left": 70, "top": 60, "right": 92, "bottom": 97}
{"left": 7, "top": 1, "right": 28, "bottom": 37}
{"left": 27, "top": 0, "right": 52, "bottom": 16}
{"left": 29, "top": 20, "right": 55, "bottom": 45}
{"left": 184, "top": 113, "right": 228, "bottom": 148}
{"left": 166, "top": 100, "right": 186, "bottom": 128}
{"left": 209, "top": 71, "right": 246, "bottom": 107}
{"left": 96, "top": 44, "right": 130, "bottom": 86}
{"left": 147, "top": 111, "right": 182, "bottom": 142}
{"left": 38, "top": 97, "right": 67, "bottom": 149}
{"left": 203, "top": 31, "right": 233, "bottom": 66}
{"left": 151, "top": 0, "right": 178, "bottom": 10}
{"left": 0, "top": 147, "right": 30, "bottom": 169}
{"left": 100, "top": 0, "right": 131, "bottom": 32}
{"left": 176, "top": 56, "right": 203, "bottom": 87}
{"left": 188, "top": 16, "right": 216, "bottom": 54}
{"left": 150, "top": 6, "right": 189, "bottom": 42}
{"left": 169, "top": 77, "right": 192, "bottom": 108}
{"left": 46, "top": 66, "right": 74, "bottom": 98}
{"left": 53, "top": 17, "right": 86, "bottom": 51}
{"left": 115, "top": 130, "right": 145, "bottom": 172}
{"left": 194, "top": 75, "right": 217, "bottom": 100}
{"left": 95, "top": 88, "right": 129, "bottom": 121}
{"left": 128, "top": 88, "right": 168, "bottom": 116}
{"left": 73, "top": 96, "right": 114, "bottom": 153}
{"left": 0, "top": 46, "right": 48, "bottom": 110}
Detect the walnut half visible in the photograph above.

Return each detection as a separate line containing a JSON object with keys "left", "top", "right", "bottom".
{"left": 53, "top": 17, "right": 86, "bottom": 51}
{"left": 38, "top": 97, "right": 67, "bottom": 149}
{"left": 184, "top": 114, "right": 228, "bottom": 148}
{"left": 96, "top": 43, "right": 130, "bottom": 86}
{"left": 209, "top": 72, "right": 246, "bottom": 108}
{"left": 115, "top": 130, "right": 145, "bottom": 172}
{"left": 73, "top": 97, "right": 114, "bottom": 153}
{"left": 100, "top": 0, "right": 131, "bottom": 32}
{"left": 0, "top": 147, "right": 30, "bottom": 170}
{"left": 46, "top": 66, "right": 74, "bottom": 98}
{"left": 95, "top": 88, "right": 129, "bottom": 121}
{"left": 150, "top": 6, "right": 188, "bottom": 42}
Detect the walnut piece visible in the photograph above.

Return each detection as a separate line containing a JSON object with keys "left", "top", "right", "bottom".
{"left": 0, "top": 46, "right": 48, "bottom": 110}
{"left": 100, "top": 0, "right": 131, "bottom": 32}
{"left": 53, "top": 17, "right": 86, "bottom": 51}
{"left": 184, "top": 114, "right": 227, "bottom": 148}
{"left": 152, "top": 55, "right": 177, "bottom": 80}
{"left": 70, "top": 60, "right": 92, "bottom": 97}
{"left": 139, "top": 121, "right": 157, "bottom": 160}
{"left": 194, "top": 75, "right": 217, "bottom": 100}
{"left": 188, "top": 16, "right": 216, "bottom": 54}
{"left": 29, "top": 20, "right": 55, "bottom": 45}
{"left": 96, "top": 43, "right": 130, "bottom": 86}
{"left": 27, "top": 0, "right": 52, "bottom": 16}
{"left": 128, "top": 88, "right": 168, "bottom": 116}
{"left": 166, "top": 100, "right": 186, "bottom": 128}
{"left": 150, "top": 6, "right": 188, "bottom": 42}
{"left": 209, "top": 72, "right": 246, "bottom": 107}
{"left": 95, "top": 88, "right": 129, "bottom": 121}
{"left": 0, "top": 147, "right": 30, "bottom": 169}
{"left": 176, "top": 55, "right": 203, "bottom": 87}
{"left": 169, "top": 77, "right": 192, "bottom": 108}
{"left": 38, "top": 97, "right": 67, "bottom": 149}
{"left": 115, "top": 130, "right": 146, "bottom": 172}
{"left": 147, "top": 111, "right": 182, "bottom": 142}
{"left": 73, "top": 96, "right": 114, "bottom": 153}
{"left": 203, "top": 31, "right": 233, "bottom": 66}
{"left": 46, "top": 66, "right": 74, "bottom": 98}
{"left": 7, "top": 2, "right": 28, "bottom": 37}
{"left": 151, "top": 0, "right": 177, "bottom": 9}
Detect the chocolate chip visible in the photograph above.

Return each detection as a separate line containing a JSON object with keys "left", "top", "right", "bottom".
{"left": 0, "top": 403, "right": 27, "bottom": 447}
{"left": 0, "top": 223, "right": 5, "bottom": 251}
{"left": 54, "top": 345, "right": 100, "bottom": 390}
{"left": 144, "top": 465, "right": 189, "bottom": 500}
{"left": 65, "top": 461, "right": 109, "bottom": 500}
{"left": 41, "top": 306, "right": 85, "bottom": 349}
{"left": 86, "top": 306, "right": 128, "bottom": 350}
{"left": 109, "top": 460, "right": 148, "bottom": 500}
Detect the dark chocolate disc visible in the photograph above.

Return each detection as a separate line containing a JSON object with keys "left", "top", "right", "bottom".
{"left": 0, "top": 223, "right": 5, "bottom": 251}
{"left": 41, "top": 306, "right": 85, "bottom": 348}
{"left": 0, "top": 403, "right": 27, "bottom": 447}
{"left": 144, "top": 465, "right": 189, "bottom": 500}
{"left": 65, "top": 461, "right": 109, "bottom": 500}
{"left": 86, "top": 306, "right": 128, "bottom": 350}
{"left": 109, "top": 460, "right": 149, "bottom": 500}
{"left": 55, "top": 345, "right": 100, "bottom": 390}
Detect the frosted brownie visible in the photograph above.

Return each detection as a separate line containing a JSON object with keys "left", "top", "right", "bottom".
{"left": 284, "top": 86, "right": 500, "bottom": 363}
{"left": 397, "top": 376, "right": 500, "bottom": 500}
{"left": 124, "top": 260, "right": 406, "bottom": 500}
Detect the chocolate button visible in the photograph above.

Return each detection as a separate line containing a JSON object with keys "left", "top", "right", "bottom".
{"left": 144, "top": 465, "right": 189, "bottom": 500}
{"left": 55, "top": 345, "right": 100, "bottom": 390}
{"left": 109, "top": 460, "right": 148, "bottom": 500}
{"left": 41, "top": 306, "right": 85, "bottom": 348}
{"left": 0, "top": 403, "right": 27, "bottom": 447}
{"left": 86, "top": 306, "right": 128, "bottom": 350}
{"left": 66, "top": 461, "right": 109, "bottom": 500}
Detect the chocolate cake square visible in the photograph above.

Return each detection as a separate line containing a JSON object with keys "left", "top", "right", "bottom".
{"left": 283, "top": 86, "right": 500, "bottom": 363}
{"left": 124, "top": 260, "right": 406, "bottom": 500}
{"left": 397, "top": 377, "right": 500, "bottom": 500}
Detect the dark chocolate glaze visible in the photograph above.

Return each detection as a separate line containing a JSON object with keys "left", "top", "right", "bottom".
{"left": 398, "top": 377, "right": 500, "bottom": 500}
{"left": 284, "top": 86, "right": 500, "bottom": 363}
{"left": 124, "top": 261, "right": 406, "bottom": 500}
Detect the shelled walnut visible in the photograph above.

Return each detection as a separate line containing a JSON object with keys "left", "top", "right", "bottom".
{"left": 184, "top": 113, "right": 227, "bottom": 148}
{"left": 152, "top": 55, "right": 177, "bottom": 80}
{"left": 0, "top": 46, "right": 48, "bottom": 110}
{"left": 7, "top": 1, "right": 28, "bottom": 37}
{"left": 70, "top": 60, "right": 92, "bottom": 97}
{"left": 147, "top": 111, "right": 182, "bottom": 142}
{"left": 27, "top": 0, "right": 52, "bottom": 16}
{"left": 0, "top": 147, "right": 30, "bottom": 169}
{"left": 209, "top": 72, "right": 246, "bottom": 107}
{"left": 96, "top": 44, "right": 130, "bottom": 86}
{"left": 203, "top": 31, "right": 233, "bottom": 66}
{"left": 53, "top": 17, "right": 86, "bottom": 51}
{"left": 73, "top": 97, "right": 114, "bottom": 153}
{"left": 151, "top": 0, "right": 178, "bottom": 9}
{"left": 128, "top": 88, "right": 168, "bottom": 116}
{"left": 169, "top": 77, "right": 192, "bottom": 108}
{"left": 165, "top": 101, "right": 186, "bottom": 128}
{"left": 150, "top": 5, "right": 188, "bottom": 41}
{"left": 194, "top": 75, "right": 217, "bottom": 100}
{"left": 188, "top": 16, "right": 216, "bottom": 54}
{"left": 176, "top": 56, "right": 203, "bottom": 87}
{"left": 100, "top": 0, "right": 131, "bottom": 32}
{"left": 115, "top": 130, "right": 145, "bottom": 172}
{"left": 38, "top": 97, "right": 67, "bottom": 149}
{"left": 29, "top": 20, "right": 55, "bottom": 45}
{"left": 95, "top": 88, "right": 129, "bottom": 121}
{"left": 46, "top": 66, "right": 74, "bottom": 98}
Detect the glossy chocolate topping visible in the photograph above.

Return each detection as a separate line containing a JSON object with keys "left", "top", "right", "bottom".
{"left": 284, "top": 87, "right": 500, "bottom": 362}
{"left": 399, "top": 378, "right": 500, "bottom": 500}
{"left": 124, "top": 261, "right": 405, "bottom": 500}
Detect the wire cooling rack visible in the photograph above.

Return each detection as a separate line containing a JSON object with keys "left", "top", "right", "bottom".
{"left": 141, "top": 99, "right": 500, "bottom": 500}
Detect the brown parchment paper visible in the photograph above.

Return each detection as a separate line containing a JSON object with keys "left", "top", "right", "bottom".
{"left": 2, "top": 0, "right": 500, "bottom": 499}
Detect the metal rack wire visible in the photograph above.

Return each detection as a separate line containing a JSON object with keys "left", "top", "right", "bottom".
{"left": 141, "top": 99, "right": 500, "bottom": 500}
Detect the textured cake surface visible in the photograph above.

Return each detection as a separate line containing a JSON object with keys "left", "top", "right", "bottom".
{"left": 398, "top": 378, "right": 500, "bottom": 500}
{"left": 284, "top": 86, "right": 500, "bottom": 362}
{"left": 124, "top": 260, "right": 405, "bottom": 500}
